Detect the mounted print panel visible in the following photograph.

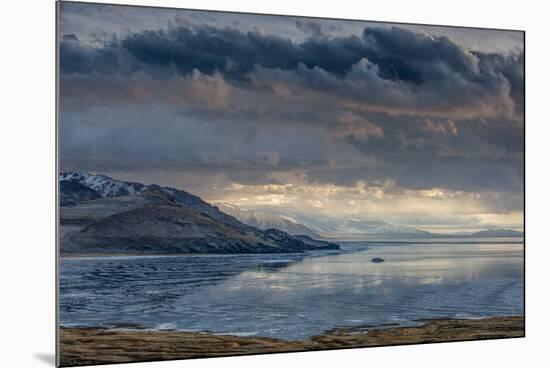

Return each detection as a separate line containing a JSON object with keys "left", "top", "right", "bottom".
{"left": 56, "top": 1, "right": 525, "bottom": 366}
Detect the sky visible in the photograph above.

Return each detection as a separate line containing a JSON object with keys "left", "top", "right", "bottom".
{"left": 58, "top": 2, "right": 524, "bottom": 232}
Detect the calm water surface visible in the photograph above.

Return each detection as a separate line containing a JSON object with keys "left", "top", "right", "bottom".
{"left": 60, "top": 239, "right": 524, "bottom": 340}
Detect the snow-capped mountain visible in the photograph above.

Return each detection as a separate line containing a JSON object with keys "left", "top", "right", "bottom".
{"left": 215, "top": 202, "right": 320, "bottom": 238}
{"left": 60, "top": 171, "right": 146, "bottom": 198}
{"left": 59, "top": 171, "right": 245, "bottom": 229}
{"left": 288, "top": 216, "right": 432, "bottom": 238}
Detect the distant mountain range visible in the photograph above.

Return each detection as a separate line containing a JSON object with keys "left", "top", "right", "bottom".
{"left": 462, "top": 229, "right": 524, "bottom": 238}
{"left": 321, "top": 218, "right": 432, "bottom": 237}
{"left": 59, "top": 172, "right": 339, "bottom": 255}
{"left": 215, "top": 202, "right": 320, "bottom": 238}
{"left": 199, "top": 202, "right": 523, "bottom": 240}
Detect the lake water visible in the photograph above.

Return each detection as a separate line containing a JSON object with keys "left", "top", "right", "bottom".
{"left": 59, "top": 239, "right": 524, "bottom": 340}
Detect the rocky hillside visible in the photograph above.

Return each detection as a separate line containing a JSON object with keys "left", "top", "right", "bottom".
{"left": 60, "top": 171, "right": 244, "bottom": 228}
{"left": 65, "top": 205, "right": 310, "bottom": 254}
{"left": 60, "top": 180, "right": 101, "bottom": 207}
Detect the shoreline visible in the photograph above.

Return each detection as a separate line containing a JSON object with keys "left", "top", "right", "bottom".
{"left": 60, "top": 316, "right": 524, "bottom": 366}
{"left": 59, "top": 251, "right": 310, "bottom": 259}
{"left": 59, "top": 247, "right": 345, "bottom": 259}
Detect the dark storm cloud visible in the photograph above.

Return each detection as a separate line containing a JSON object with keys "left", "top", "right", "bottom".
{"left": 61, "top": 26, "right": 306, "bottom": 78}
{"left": 297, "top": 109, "right": 523, "bottom": 192}
{"left": 304, "top": 155, "right": 523, "bottom": 192}
{"left": 58, "top": 24, "right": 506, "bottom": 81}
{"left": 60, "top": 36, "right": 125, "bottom": 75}
{"left": 359, "top": 27, "right": 523, "bottom": 114}
{"left": 62, "top": 34, "right": 79, "bottom": 42}
{"left": 477, "top": 51, "right": 524, "bottom": 114}
{"left": 295, "top": 20, "right": 324, "bottom": 38}
{"left": 60, "top": 24, "right": 523, "bottom": 120}
{"left": 60, "top": 26, "right": 378, "bottom": 80}
{"left": 62, "top": 26, "right": 389, "bottom": 79}
{"left": 59, "top": 104, "right": 343, "bottom": 176}
{"left": 362, "top": 27, "right": 478, "bottom": 79}
{"left": 342, "top": 112, "right": 524, "bottom": 162}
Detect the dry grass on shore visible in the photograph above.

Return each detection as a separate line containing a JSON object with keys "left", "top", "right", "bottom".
{"left": 60, "top": 316, "right": 524, "bottom": 367}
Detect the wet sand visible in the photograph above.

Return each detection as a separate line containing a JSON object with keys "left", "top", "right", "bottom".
{"left": 59, "top": 316, "right": 524, "bottom": 366}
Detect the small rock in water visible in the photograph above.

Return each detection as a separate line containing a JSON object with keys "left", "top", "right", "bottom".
{"left": 371, "top": 257, "right": 385, "bottom": 263}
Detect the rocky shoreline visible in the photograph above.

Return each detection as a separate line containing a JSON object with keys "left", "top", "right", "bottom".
{"left": 59, "top": 316, "right": 524, "bottom": 366}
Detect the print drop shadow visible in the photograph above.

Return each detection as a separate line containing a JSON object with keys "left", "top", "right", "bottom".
{"left": 34, "top": 352, "right": 55, "bottom": 366}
